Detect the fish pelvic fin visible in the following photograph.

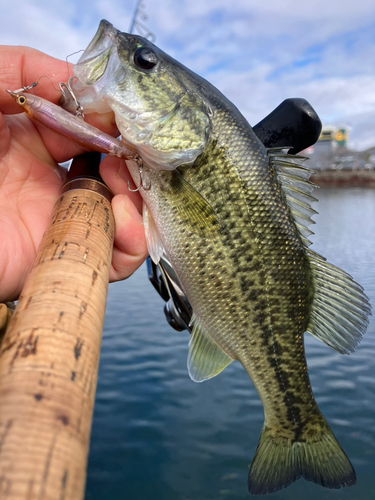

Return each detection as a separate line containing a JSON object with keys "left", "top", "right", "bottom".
{"left": 143, "top": 203, "right": 164, "bottom": 264}
{"left": 248, "top": 421, "right": 355, "bottom": 495}
{"left": 188, "top": 318, "right": 234, "bottom": 382}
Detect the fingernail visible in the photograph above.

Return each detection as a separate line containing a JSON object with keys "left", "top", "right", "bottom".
{"left": 117, "top": 159, "right": 126, "bottom": 179}
{"left": 123, "top": 195, "right": 143, "bottom": 225}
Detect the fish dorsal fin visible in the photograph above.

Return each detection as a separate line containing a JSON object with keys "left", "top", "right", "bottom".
{"left": 268, "top": 148, "right": 318, "bottom": 246}
{"left": 188, "top": 318, "right": 234, "bottom": 382}
{"left": 306, "top": 249, "right": 371, "bottom": 354}
{"left": 143, "top": 203, "right": 164, "bottom": 264}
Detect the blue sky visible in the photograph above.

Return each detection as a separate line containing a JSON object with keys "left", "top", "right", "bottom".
{"left": 2, "top": 0, "right": 375, "bottom": 150}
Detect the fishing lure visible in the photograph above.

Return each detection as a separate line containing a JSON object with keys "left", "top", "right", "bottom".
{"left": 7, "top": 89, "right": 137, "bottom": 161}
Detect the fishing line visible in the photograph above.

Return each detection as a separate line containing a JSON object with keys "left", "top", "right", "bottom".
{"left": 8, "top": 75, "right": 62, "bottom": 95}
{"left": 65, "top": 49, "right": 85, "bottom": 79}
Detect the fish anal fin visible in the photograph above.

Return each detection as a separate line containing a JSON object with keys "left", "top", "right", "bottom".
{"left": 307, "top": 250, "right": 371, "bottom": 354}
{"left": 188, "top": 319, "right": 234, "bottom": 382}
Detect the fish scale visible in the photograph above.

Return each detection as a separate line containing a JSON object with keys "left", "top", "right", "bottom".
{"left": 68, "top": 19, "right": 371, "bottom": 495}
{"left": 142, "top": 127, "right": 315, "bottom": 434}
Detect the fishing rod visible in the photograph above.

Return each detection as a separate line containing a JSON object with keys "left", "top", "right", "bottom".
{"left": 0, "top": 152, "right": 115, "bottom": 500}
{"left": 129, "top": 0, "right": 156, "bottom": 42}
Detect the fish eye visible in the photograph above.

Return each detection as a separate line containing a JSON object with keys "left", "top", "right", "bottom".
{"left": 18, "top": 95, "right": 26, "bottom": 105}
{"left": 134, "top": 47, "right": 158, "bottom": 70}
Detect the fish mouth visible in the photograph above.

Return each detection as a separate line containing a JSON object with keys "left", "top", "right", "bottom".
{"left": 61, "top": 20, "right": 126, "bottom": 115}
{"left": 73, "top": 20, "right": 118, "bottom": 86}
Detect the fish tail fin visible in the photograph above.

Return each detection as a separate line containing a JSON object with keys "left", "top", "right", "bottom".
{"left": 248, "top": 422, "right": 356, "bottom": 495}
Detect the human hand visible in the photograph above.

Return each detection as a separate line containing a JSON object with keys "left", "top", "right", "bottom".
{"left": 0, "top": 46, "right": 147, "bottom": 302}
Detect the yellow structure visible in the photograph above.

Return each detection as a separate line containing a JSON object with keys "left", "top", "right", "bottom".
{"left": 318, "top": 127, "right": 348, "bottom": 147}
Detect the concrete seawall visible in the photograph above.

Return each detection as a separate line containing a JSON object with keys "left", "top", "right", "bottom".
{"left": 311, "top": 170, "right": 375, "bottom": 188}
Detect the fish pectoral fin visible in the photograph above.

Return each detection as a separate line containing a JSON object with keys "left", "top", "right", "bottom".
{"left": 143, "top": 203, "right": 164, "bottom": 264}
{"left": 172, "top": 171, "right": 221, "bottom": 237}
{"left": 188, "top": 318, "right": 234, "bottom": 382}
{"left": 306, "top": 249, "right": 371, "bottom": 354}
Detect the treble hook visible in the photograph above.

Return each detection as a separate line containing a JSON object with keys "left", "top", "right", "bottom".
{"left": 59, "top": 76, "right": 84, "bottom": 119}
{"left": 127, "top": 156, "right": 151, "bottom": 192}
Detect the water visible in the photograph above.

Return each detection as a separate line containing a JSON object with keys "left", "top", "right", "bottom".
{"left": 85, "top": 188, "right": 375, "bottom": 500}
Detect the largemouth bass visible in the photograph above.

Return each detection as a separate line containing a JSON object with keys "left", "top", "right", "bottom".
{"left": 66, "top": 20, "right": 371, "bottom": 494}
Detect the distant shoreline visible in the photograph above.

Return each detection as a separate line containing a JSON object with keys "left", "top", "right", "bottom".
{"left": 310, "top": 170, "right": 375, "bottom": 188}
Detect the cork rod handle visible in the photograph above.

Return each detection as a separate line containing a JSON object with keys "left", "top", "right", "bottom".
{"left": 0, "top": 174, "right": 114, "bottom": 499}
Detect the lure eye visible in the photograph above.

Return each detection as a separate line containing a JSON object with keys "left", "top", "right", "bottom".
{"left": 18, "top": 95, "right": 26, "bottom": 105}
{"left": 134, "top": 47, "right": 158, "bottom": 70}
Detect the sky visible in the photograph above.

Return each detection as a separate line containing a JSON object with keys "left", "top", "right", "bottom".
{"left": 1, "top": 0, "right": 375, "bottom": 150}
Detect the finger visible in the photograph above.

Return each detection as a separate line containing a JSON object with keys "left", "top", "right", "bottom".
{"left": 110, "top": 194, "right": 148, "bottom": 282}
{"left": 0, "top": 112, "right": 10, "bottom": 158}
{"left": 29, "top": 111, "right": 119, "bottom": 164}
{"left": 99, "top": 155, "right": 143, "bottom": 213}
{"left": 6, "top": 112, "right": 84, "bottom": 166}
{"left": 0, "top": 46, "right": 69, "bottom": 112}
{"left": 0, "top": 46, "right": 118, "bottom": 141}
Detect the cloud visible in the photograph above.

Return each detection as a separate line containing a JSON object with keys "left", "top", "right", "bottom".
{"left": 1, "top": 0, "right": 374, "bottom": 149}
{"left": 2, "top": 1, "right": 89, "bottom": 58}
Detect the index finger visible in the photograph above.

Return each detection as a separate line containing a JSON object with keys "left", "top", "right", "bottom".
{"left": 0, "top": 45, "right": 71, "bottom": 113}
{"left": 0, "top": 45, "right": 120, "bottom": 154}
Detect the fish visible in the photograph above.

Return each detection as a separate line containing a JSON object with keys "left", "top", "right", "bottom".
{"left": 65, "top": 20, "right": 371, "bottom": 494}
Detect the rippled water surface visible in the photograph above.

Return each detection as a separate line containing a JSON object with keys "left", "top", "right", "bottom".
{"left": 85, "top": 188, "right": 375, "bottom": 500}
